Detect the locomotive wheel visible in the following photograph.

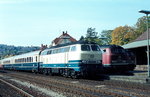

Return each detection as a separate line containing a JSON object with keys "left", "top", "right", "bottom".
{"left": 43, "top": 69, "right": 48, "bottom": 75}
{"left": 71, "top": 70, "right": 78, "bottom": 79}
{"left": 63, "top": 69, "right": 72, "bottom": 78}
{"left": 48, "top": 69, "right": 53, "bottom": 76}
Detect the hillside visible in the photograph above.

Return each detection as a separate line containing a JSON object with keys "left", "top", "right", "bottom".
{"left": 0, "top": 44, "right": 40, "bottom": 59}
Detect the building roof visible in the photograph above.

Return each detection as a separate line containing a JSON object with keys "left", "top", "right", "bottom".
{"left": 134, "top": 28, "right": 150, "bottom": 42}
{"left": 122, "top": 39, "right": 149, "bottom": 49}
{"left": 52, "top": 31, "right": 77, "bottom": 46}
{"left": 122, "top": 29, "right": 150, "bottom": 49}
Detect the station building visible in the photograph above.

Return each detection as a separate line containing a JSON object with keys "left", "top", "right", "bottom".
{"left": 123, "top": 29, "right": 150, "bottom": 67}
{"left": 40, "top": 31, "right": 77, "bottom": 50}
{"left": 51, "top": 31, "right": 77, "bottom": 46}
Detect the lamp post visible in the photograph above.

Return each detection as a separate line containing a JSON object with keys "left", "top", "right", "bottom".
{"left": 139, "top": 10, "right": 150, "bottom": 79}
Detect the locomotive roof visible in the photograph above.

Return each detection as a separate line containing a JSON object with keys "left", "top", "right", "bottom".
{"left": 49, "top": 41, "right": 97, "bottom": 49}
{"left": 99, "top": 45, "right": 124, "bottom": 49}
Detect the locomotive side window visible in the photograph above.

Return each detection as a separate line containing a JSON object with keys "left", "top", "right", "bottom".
{"left": 64, "top": 47, "right": 70, "bottom": 52}
{"left": 111, "top": 48, "right": 125, "bottom": 53}
{"left": 47, "top": 50, "right": 52, "bottom": 55}
{"left": 71, "top": 46, "right": 76, "bottom": 51}
{"left": 91, "top": 45, "right": 100, "bottom": 51}
{"left": 81, "top": 45, "right": 90, "bottom": 51}
{"left": 60, "top": 48, "right": 65, "bottom": 53}
{"left": 41, "top": 50, "right": 48, "bottom": 55}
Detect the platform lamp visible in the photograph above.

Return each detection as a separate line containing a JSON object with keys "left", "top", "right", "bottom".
{"left": 139, "top": 10, "right": 150, "bottom": 79}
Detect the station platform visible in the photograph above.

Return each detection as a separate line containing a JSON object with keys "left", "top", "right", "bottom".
{"left": 109, "top": 70, "right": 148, "bottom": 84}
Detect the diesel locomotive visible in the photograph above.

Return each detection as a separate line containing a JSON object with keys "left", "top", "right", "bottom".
{"left": 99, "top": 45, "right": 136, "bottom": 72}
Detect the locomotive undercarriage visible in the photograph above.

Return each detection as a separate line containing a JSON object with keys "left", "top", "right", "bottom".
{"left": 39, "top": 63, "right": 103, "bottom": 78}
{"left": 104, "top": 64, "right": 136, "bottom": 73}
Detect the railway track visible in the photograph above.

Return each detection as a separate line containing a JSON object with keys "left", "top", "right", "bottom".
{"left": 0, "top": 78, "right": 33, "bottom": 97}
{"left": 1, "top": 71, "right": 150, "bottom": 97}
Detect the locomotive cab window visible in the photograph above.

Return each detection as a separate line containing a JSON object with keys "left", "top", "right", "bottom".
{"left": 91, "top": 45, "right": 100, "bottom": 51}
{"left": 81, "top": 45, "right": 90, "bottom": 51}
{"left": 41, "top": 51, "right": 48, "bottom": 55}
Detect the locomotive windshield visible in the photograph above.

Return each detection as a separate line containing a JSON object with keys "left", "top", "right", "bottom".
{"left": 81, "top": 45, "right": 90, "bottom": 51}
{"left": 111, "top": 47, "right": 126, "bottom": 53}
{"left": 81, "top": 45, "right": 100, "bottom": 51}
{"left": 91, "top": 45, "right": 100, "bottom": 51}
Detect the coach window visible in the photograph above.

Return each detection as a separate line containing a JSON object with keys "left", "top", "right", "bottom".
{"left": 91, "top": 45, "right": 100, "bottom": 51}
{"left": 81, "top": 45, "right": 90, "bottom": 51}
{"left": 29, "top": 57, "right": 31, "bottom": 62}
{"left": 24, "top": 58, "right": 26, "bottom": 62}
{"left": 31, "top": 57, "right": 33, "bottom": 62}
{"left": 36, "top": 56, "right": 38, "bottom": 62}
{"left": 21, "top": 58, "right": 23, "bottom": 62}
{"left": 71, "top": 46, "right": 76, "bottom": 51}
{"left": 23, "top": 58, "right": 25, "bottom": 63}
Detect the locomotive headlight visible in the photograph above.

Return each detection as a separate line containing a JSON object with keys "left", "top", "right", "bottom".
{"left": 96, "top": 60, "right": 101, "bottom": 63}
{"left": 123, "top": 60, "right": 126, "bottom": 63}
{"left": 82, "top": 60, "right": 87, "bottom": 63}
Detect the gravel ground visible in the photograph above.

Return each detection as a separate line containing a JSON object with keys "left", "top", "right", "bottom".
{"left": 10, "top": 79, "right": 66, "bottom": 97}
{"left": 1, "top": 70, "right": 150, "bottom": 97}
{"left": 0, "top": 81, "right": 24, "bottom": 97}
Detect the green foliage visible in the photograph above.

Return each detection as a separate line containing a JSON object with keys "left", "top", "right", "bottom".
{"left": 100, "top": 30, "right": 113, "bottom": 45}
{"left": 79, "top": 36, "right": 85, "bottom": 41}
{"left": 135, "top": 16, "right": 150, "bottom": 38}
{"left": 0, "top": 44, "right": 40, "bottom": 59}
{"left": 83, "top": 27, "right": 103, "bottom": 45}
{"left": 86, "top": 28, "right": 98, "bottom": 38}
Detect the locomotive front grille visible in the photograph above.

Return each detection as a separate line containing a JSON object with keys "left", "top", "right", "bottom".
{"left": 81, "top": 54, "right": 95, "bottom": 59}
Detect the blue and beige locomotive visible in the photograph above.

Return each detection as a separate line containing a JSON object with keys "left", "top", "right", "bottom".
{"left": 0, "top": 41, "right": 103, "bottom": 78}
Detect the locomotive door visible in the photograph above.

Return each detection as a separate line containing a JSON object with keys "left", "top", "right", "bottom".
{"left": 64, "top": 47, "right": 70, "bottom": 68}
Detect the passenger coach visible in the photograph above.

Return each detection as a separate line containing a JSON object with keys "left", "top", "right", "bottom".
{"left": 1, "top": 50, "right": 41, "bottom": 72}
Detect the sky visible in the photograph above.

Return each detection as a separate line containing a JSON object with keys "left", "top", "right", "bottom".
{"left": 0, "top": 0, "right": 150, "bottom": 46}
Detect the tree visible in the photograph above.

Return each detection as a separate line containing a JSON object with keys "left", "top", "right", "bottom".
{"left": 86, "top": 28, "right": 98, "bottom": 38}
{"left": 135, "top": 16, "right": 150, "bottom": 38}
{"left": 84, "top": 27, "right": 103, "bottom": 45}
{"left": 100, "top": 30, "right": 113, "bottom": 45}
{"left": 79, "top": 36, "right": 84, "bottom": 41}
{"left": 111, "top": 25, "right": 136, "bottom": 45}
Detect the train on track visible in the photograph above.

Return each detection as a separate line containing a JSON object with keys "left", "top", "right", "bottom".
{"left": 0, "top": 41, "right": 103, "bottom": 78}
{"left": 0, "top": 41, "right": 136, "bottom": 78}
{"left": 99, "top": 45, "right": 136, "bottom": 72}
